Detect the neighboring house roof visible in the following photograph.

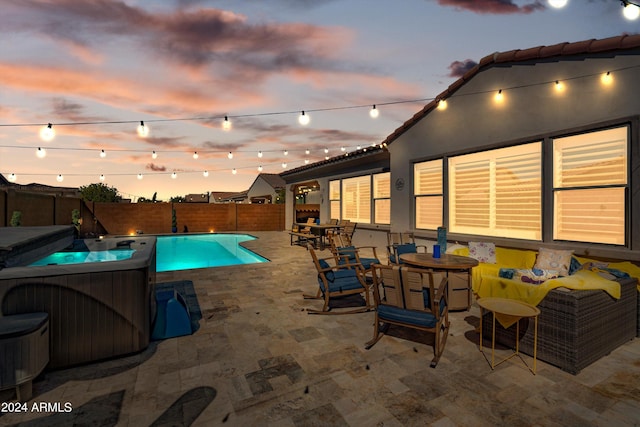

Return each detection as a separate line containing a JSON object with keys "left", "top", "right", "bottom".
{"left": 382, "top": 34, "right": 640, "bottom": 147}
{"left": 221, "top": 190, "right": 248, "bottom": 201}
{"left": 254, "top": 173, "right": 286, "bottom": 189}
{"left": 0, "top": 174, "right": 80, "bottom": 195}
{"left": 209, "top": 191, "right": 238, "bottom": 202}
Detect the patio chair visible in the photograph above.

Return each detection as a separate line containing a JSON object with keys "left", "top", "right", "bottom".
{"left": 289, "top": 220, "right": 319, "bottom": 249}
{"left": 386, "top": 231, "right": 427, "bottom": 265}
{"left": 328, "top": 233, "right": 380, "bottom": 278}
{"left": 304, "top": 245, "right": 372, "bottom": 314}
{"left": 366, "top": 264, "right": 450, "bottom": 368}
{"left": 340, "top": 221, "right": 357, "bottom": 245}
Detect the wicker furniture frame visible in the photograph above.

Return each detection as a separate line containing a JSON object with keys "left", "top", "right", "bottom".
{"left": 482, "top": 277, "right": 637, "bottom": 374}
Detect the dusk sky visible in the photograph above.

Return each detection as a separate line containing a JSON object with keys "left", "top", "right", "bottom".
{"left": 1, "top": 0, "right": 638, "bottom": 201}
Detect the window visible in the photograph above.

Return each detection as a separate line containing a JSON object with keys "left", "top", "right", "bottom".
{"left": 329, "top": 180, "right": 341, "bottom": 220}
{"left": 342, "top": 176, "right": 371, "bottom": 223}
{"left": 553, "top": 126, "right": 627, "bottom": 245}
{"left": 414, "top": 160, "right": 443, "bottom": 230}
{"left": 373, "top": 172, "right": 390, "bottom": 224}
{"left": 449, "top": 142, "right": 541, "bottom": 239}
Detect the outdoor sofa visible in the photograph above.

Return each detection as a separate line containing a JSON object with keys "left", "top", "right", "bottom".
{"left": 454, "top": 244, "right": 638, "bottom": 374}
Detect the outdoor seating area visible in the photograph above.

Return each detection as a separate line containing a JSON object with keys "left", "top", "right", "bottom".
{"left": 0, "top": 231, "right": 639, "bottom": 426}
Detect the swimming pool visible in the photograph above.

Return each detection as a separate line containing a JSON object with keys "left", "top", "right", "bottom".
{"left": 156, "top": 234, "right": 268, "bottom": 272}
{"left": 28, "top": 234, "right": 268, "bottom": 272}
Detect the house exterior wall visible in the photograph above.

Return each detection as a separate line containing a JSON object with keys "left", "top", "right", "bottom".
{"left": 389, "top": 52, "right": 640, "bottom": 259}
{"left": 247, "top": 177, "right": 281, "bottom": 203}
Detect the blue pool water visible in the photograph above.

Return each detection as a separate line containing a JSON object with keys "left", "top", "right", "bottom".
{"left": 29, "top": 234, "right": 268, "bottom": 272}
{"left": 156, "top": 234, "right": 268, "bottom": 272}
{"left": 31, "top": 249, "right": 136, "bottom": 266}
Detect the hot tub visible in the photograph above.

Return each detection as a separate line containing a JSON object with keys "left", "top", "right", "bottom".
{"left": 0, "top": 232, "right": 156, "bottom": 369}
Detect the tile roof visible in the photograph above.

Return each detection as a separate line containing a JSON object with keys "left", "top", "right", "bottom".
{"left": 280, "top": 145, "right": 387, "bottom": 178}
{"left": 382, "top": 34, "right": 640, "bottom": 147}
{"left": 256, "top": 173, "right": 286, "bottom": 189}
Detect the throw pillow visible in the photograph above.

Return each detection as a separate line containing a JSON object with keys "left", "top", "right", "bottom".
{"left": 514, "top": 268, "right": 560, "bottom": 284}
{"left": 534, "top": 247, "right": 574, "bottom": 276}
{"left": 468, "top": 241, "right": 496, "bottom": 263}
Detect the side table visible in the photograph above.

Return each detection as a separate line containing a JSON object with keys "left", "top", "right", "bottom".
{"left": 477, "top": 297, "right": 540, "bottom": 374}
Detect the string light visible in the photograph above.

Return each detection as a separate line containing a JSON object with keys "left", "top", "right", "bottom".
{"left": 304, "top": 159, "right": 310, "bottom": 164}
{"left": 137, "top": 173, "right": 143, "bottom": 180}
{"left": 340, "top": 146, "right": 346, "bottom": 152}
{"left": 282, "top": 162, "right": 287, "bottom": 168}
{"left": 437, "top": 99, "right": 447, "bottom": 110}
{"left": 137, "top": 121, "right": 149, "bottom": 138}
{"left": 547, "top": 0, "right": 567, "bottom": 8}
{"left": 232, "top": 168, "right": 237, "bottom": 174}
{"left": 283, "top": 150, "right": 288, "bottom": 156}
{"left": 494, "top": 89, "right": 504, "bottom": 103}
{"left": 100, "top": 149, "right": 106, "bottom": 158}
{"left": 171, "top": 172, "right": 177, "bottom": 179}
{"left": 36, "top": 147, "right": 46, "bottom": 158}
{"left": 8, "top": 173, "right": 16, "bottom": 182}
{"left": 228, "top": 151, "right": 233, "bottom": 159}
{"left": 40, "top": 123, "right": 55, "bottom": 142}
{"left": 152, "top": 150, "right": 157, "bottom": 159}
{"left": 193, "top": 151, "right": 199, "bottom": 159}
{"left": 298, "top": 111, "right": 310, "bottom": 125}
{"left": 554, "top": 80, "right": 565, "bottom": 93}
{"left": 258, "top": 151, "right": 263, "bottom": 158}
{"left": 258, "top": 165, "right": 263, "bottom": 172}
{"left": 601, "top": 71, "right": 613, "bottom": 85}
{"left": 623, "top": 1, "right": 640, "bottom": 20}
{"left": 222, "top": 116, "right": 232, "bottom": 131}
{"left": 203, "top": 170, "right": 209, "bottom": 177}
{"left": 305, "top": 149, "right": 310, "bottom": 155}
{"left": 99, "top": 174, "right": 105, "bottom": 181}
{"left": 324, "top": 148, "right": 329, "bottom": 154}
{"left": 56, "top": 174, "right": 63, "bottom": 182}
{"left": 369, "top": 105, "right": 379, "bottom": 118}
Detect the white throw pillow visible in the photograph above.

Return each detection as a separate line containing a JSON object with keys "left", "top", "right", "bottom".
{"left": 534, "top": 247, "right": 574, "bottom": 276}
{"left": 468, "top": 241, "right": 496, "bottom": 264}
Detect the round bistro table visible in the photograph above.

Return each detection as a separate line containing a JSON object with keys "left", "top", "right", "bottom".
{"left": 399, "top": 253, "right": 479, "bottom": 310}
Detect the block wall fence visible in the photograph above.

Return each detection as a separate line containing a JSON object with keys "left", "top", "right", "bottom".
{"left": 1, "top": 189, "right": 286, "bottom": 235}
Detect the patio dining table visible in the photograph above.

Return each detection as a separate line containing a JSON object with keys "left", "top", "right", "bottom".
{"left": 295, "top": 223, "right": 343, "bottom": 249}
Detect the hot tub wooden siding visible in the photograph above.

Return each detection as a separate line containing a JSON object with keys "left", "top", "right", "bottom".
{"left": 0, "top": 238, "right": 156, "bottom": 369}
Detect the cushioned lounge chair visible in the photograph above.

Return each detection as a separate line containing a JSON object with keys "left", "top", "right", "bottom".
{"left": 366, "top": 264, "right": 450, "bottom": 368}
{"left": 304, "top": 245, "right": 372, "bottom": 315}
{"left": 328, "top": 233, "right": 380, "bottom": 277}
{"left": 386, "top": 232, "right": 427, "bottom": 265}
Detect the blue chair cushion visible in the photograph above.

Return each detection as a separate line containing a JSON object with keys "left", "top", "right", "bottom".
{"left": 359, "top": 257, "right": 380, "bottom": 270}
{"left": 318, "top": 270, "right": 363, "bottom": 294}
{"left": 337, "top": 246, "right": 358, "bottom": 261}
{"left": 390, "top": 243, "right": 416, "bottom": 264}
{"left": 377, "top": 305, "right": 438, "bottom": 328}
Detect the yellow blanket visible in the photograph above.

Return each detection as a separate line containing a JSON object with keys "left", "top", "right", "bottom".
{"left": 476, "top": 269, "right": 621, "bottom": 307}
{"left": 606, "top": 261, "right": 640, "bottom": 292}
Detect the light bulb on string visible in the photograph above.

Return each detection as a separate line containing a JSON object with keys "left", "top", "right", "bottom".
{"left": 39, "top": 123, "right": 55, "bottom": 142}
{"left": 137, "top": 121, "right": 149, "bottom": 138}
{"left": 36, "top": 147, "right": 47, "bottom": 158}
{"left": 341, "top": 146, "right": 346, "bottom": 152}
{"left": 623, "top": 1, "right": 640, "bottom": 20}
{"left": 298, "top": 111, "right": 310, "bottom": 125}
{"left": 222, "top": 116, "right": 232, "bottom": 131}
{"left": 99, "top": 174, "right": 105, "bottom": 181}
{"left": 325, "top": 156, "right": 330, "bottom": 160}
{"left": 56, "top": 174, "right": 63, "bottom": 182}
{"left": 283, "top": 150, "right": 288, "bottom": 156}
{"left": 305, "top": 149, "right": 310, "bottom": 155}
{"left": 554, "top": 80, "right": 565, "bottom": 93}
{"left": 100, "top": 149, "right": 106, "bottom": 158}
{"left": 324, "top": 148, "right": 329, "bottom": 154}
{"left": 369, "top": 105, "right": 379, "bottom": 118}
{"left": 357, "top": 145, "right": 361, "bottom": 150}
{"left": 282, "top": 162, "right": 287, "bottom": 168}
{"left": 193, "top": 151, "right": 199, "bottom": 159}
{"left": 494, "top": 89, "right": 504, "bottom": 103}
{"left": 258, "top": 151, "right": 263, "bottom": 158}
{"left": 547, "top": 0, "right": 568, "bottom": 8}
{"left": 228, "top": 152, "right": 233, "bottom": 159}
{"left": 8, "top": 173, "right": 16, "bottom": 182}
{"left": 151, "top": 150, "right": 157, "bottom": 159}
{"left": 203, "top": 170, "right": 209, "bottom": 177}
{"left": 137, "top": 173, "right": 143, "bottom": 180}
{"left": 601, "top": 71, "right": 613, "bottom": 85}
{"left": 171, "top": 172, "right": 177, "bottom": 179}
{"left": 258, "top": 165, "right": 263, "bottom": 172}
{"left": 232, "top": 168, "right": 237, "bottom": 175}
{"left": 304, "top": 159, "right": 309, "bottom": 164}
{"left": 437, "top": 99, "right": 448, "bottom": 110}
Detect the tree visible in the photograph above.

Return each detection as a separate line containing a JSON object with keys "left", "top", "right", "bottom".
{"left": 79, "top": 183, "right": 122, "bottom": 202}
